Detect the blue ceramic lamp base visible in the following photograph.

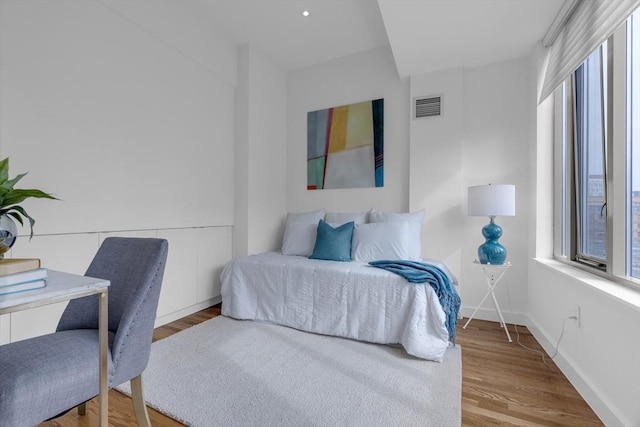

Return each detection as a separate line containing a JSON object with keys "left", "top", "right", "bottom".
{"left": 478, "top": 217, "right": 507, "bottom": 265}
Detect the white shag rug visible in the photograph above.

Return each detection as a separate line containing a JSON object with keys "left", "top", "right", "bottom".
{"left": 117, "top": 316, "right": 461, "bottom": 427}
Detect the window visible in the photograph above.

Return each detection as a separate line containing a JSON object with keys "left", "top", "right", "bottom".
{"left": 554, "top": 9, "right": 640, "bottom": 286}
{"left": 574, "top": 45, "right": 607, "bottom": 266}
{"left": 628, "top": 10, "right": 640, "bottom": 279}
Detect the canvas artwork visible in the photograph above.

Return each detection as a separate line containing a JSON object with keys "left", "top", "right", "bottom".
{"left": 307, "top": 98, "right": 383, "bottom": 190}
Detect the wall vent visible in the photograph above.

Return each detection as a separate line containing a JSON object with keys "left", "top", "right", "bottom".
{"left": 414, "top": 95, "right": 443, "bottom": 119}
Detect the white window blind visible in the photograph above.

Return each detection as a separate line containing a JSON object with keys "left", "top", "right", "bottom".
{"left": 540, "top": 0, "right": 640, "bottom": 103}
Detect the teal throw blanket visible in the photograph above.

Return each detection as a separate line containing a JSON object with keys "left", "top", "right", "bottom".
{"left": 368, "top": 260, "right": 461, "bottom": 344}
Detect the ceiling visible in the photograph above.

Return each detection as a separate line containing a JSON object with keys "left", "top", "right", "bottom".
{"left": 191, "top": 0, "right": 566, "bottom": 77}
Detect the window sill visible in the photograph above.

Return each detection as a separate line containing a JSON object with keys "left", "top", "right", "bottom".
{"left": 533, "top": 258, "right": 640, "bottom": 309}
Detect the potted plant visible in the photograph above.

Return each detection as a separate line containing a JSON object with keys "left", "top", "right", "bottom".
{"left": 0, "top": 157, "right": 58, "bottom": 257}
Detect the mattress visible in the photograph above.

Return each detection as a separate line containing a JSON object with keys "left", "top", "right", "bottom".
{"left": 220, "top": 252, "right": 452, "bottom": 362}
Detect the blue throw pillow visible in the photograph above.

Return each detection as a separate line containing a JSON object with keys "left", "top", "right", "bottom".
{"left": 309, "top": 220, "right": 354, "bottom": 262}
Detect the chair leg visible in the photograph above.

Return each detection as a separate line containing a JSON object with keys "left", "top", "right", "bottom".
{"left": 77, "top": 402, "right": 87, "bottom": 416}
{"left": 131, "top": 374, "right": 151, "bottom": 427}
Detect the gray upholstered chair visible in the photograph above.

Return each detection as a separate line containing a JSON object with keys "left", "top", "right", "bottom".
{"left": 0, "top": 237, "right": 168, "bottom": 427}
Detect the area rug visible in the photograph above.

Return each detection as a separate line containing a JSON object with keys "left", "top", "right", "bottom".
{"left": 117, "top": 316, "right": 461, "bottom": 426}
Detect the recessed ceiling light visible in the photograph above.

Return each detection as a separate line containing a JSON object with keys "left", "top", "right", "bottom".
{"left": 301, "top": 10, "right": 310, "bottom": 17}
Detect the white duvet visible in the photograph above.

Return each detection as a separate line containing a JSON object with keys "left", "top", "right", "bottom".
{"left": 221, "top": 252, "right": 453, "bottom": 362}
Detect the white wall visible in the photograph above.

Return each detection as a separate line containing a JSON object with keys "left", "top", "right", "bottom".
{"left": 528, "top": 260, "right": 640, "bottom": 427}
{"left": 409, "top": 58, "right": 531, "bottom": 321}
{"left": 409, "top": 69, "right": 464, "bottom": 279}
{"left": 0, "top": 0, "right": 235, "bottom": 233}
{"left": 287, "top": 46, "right": 410, "bottom": 216}
{"left": 462, "top": 58, "right": 531, "bottom": 320}
{"left": 0, "top": 0, "right": 235, "bottom": 340}
{"left": 234, "top": 44, "right": 287, "bottom": 257}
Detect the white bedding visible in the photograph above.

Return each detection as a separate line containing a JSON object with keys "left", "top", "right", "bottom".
{"left": 220, "top": 252, "right": 452, "bottom": 362}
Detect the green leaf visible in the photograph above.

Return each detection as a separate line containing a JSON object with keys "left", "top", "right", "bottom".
{"left": 0, "top": 187, "right": 9, "bottom": 206}
{"left": 2, "top": 189, "right": 58, "bottom": 207}
{"left": 0, "top": 158, "right": 9, "bottom": 185}
{"left": 10, "top": 205, "right": 35, "bottom": 240}
{"left": 6, "top": 211, "right": 24, "bottom": 226}
{"left": 2, "top": 172, "right": 27, "bottom": 190}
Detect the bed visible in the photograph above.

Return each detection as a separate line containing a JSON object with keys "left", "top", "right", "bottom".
{"left": 220, "top": 209, "right": 459, "bottom": 362}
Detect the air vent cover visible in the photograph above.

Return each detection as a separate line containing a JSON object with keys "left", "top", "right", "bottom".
{"left": 414, "top": 95, "right": 443, "bottom": 119}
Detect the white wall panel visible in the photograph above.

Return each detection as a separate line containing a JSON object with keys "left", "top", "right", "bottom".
{"left": 0, "top": 314, "right": 9, "bottom": 343}
{"left": 1, "top": 226, "right": 233, "bottom": 342}
{"left": 10, "top": 234, "right": 99, "bottom": 274}
{"left": 99, "top": 230, "right": 157, "bottom": 243}
{"left": 8, "top": 303, "right": 66, "bottom": 343}
{"left": 155, "top": 229, "right": 198, "bottom": 318}
{"left": 197, "top": 227, "right": 231, "bottom": 303}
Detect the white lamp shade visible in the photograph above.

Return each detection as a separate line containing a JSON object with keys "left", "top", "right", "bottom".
{"left": 468, "top": 184, "right": 515, "bottom": 217}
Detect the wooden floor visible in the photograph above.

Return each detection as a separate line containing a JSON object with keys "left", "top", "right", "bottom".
{"left": 42, "top": 306, "right": 603, "bottom": 427}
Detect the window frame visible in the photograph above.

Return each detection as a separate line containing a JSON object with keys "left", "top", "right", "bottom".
{"left": 573, "top": 44, "right": 608, "bottom": 268}
{"left": 553, "top": 22, "right": 640, "bottom": 290}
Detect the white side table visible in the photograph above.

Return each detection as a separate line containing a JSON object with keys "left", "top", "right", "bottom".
{"left": 463, "top": 261, "right": 512, "bottom": 342}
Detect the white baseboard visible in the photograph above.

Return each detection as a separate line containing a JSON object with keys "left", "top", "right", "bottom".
{"left": 526, "top": 319, "right": 623, "bottom": 427}
{"left": 154, "top": 295, "right": 222, "bottom": 328}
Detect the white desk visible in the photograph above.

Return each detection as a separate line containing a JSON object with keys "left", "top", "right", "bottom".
{"left": 463, "top": 261, "right": 512, "bottom": 342}
{"left": 0, "top": 270, "right": 110, "bottom": 426}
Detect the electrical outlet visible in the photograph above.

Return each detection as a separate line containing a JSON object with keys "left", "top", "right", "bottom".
{"left": 572, "top": 303, "right": 581, "bottom": 328}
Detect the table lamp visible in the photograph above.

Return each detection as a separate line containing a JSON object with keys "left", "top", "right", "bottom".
{"left": 467, "top": 184, "right": 515, "bottom": 265}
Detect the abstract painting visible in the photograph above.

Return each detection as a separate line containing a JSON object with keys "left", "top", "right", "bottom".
{"left": 307, "top": 98, "right": 383, "bottom": 190}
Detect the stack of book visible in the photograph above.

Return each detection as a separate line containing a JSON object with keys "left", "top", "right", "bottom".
{"left": 0, "top": 258, "right": 47, "bottom": 296}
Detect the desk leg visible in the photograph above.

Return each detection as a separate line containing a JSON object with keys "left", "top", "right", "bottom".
{"left": 99, "top": 290, "right": 108, "bottom": 426}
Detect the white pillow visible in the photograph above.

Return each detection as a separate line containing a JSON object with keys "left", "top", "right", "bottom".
{"left": 282, "top": 222, "right": 318, "bottom": 256}
{"left": 325, "top": 211, "right": 368, "bottom": 226}
{"left": 286, "top": 210, "right": 326, "bottom": 224}
{"left": 352, "top": 222, "right": 410, "bottom": 262}
{"left": 368, "top": 209, "right": 425, "bottom": 260}
{"left": 281, "top": 210, "right": 325, "bottom": 256}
